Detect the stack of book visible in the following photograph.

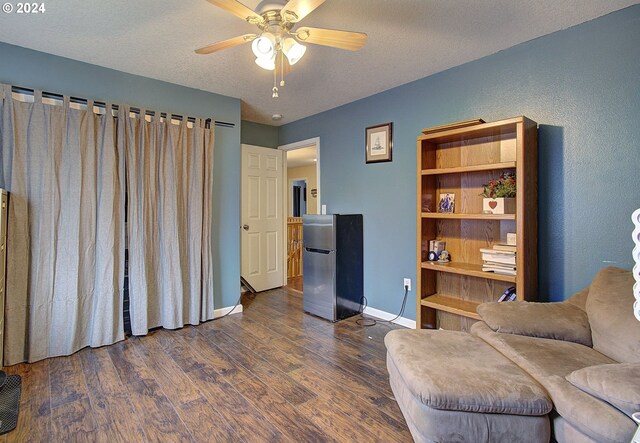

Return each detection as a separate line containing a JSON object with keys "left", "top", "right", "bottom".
{"left": 480, "top": 244, "right": 516, "bottom": 276}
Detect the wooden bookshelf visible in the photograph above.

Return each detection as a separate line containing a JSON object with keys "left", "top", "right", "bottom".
{"left": 416, "top": 116, "right": 538, "bottom": 331}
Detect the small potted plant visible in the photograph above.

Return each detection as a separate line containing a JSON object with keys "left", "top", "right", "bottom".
{"left": 481, "top": 172, "right": 516, "bottom": 214}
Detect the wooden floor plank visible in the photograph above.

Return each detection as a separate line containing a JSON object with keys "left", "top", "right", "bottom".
{"left": 129, "top": 335, "right": 240, "bottom": 442}
{"left": 4, "top": 361, "right": 52, "bottom": 443}
{"left": 187, "top": 368, "right": 288, "bottom": 443}
{"left": 174, "top": 327, "right": 253, "bottom": 385}
{"left": 50, "top": 397, "right": 99, "bottom": 443}
{"left": 200, "top": 329, "right": 268, "bottom": 372}
{"left": 48, "top": 353, "right": 90, "bottom": 408}
{"left": 107, "top": 341, "right": 195, "bottom": 443}
{"left": 79, "top": 347, "right": 147, "bottom": 443}
{"left": 234, "top": 376, "right": 334, "bottom": 443}
{"left": 290, "top": 366, "right": 412, "bottom": 441}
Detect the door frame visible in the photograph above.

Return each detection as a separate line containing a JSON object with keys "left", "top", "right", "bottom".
{"left": 279, "top": 137, "right": 321, "bottom": 284}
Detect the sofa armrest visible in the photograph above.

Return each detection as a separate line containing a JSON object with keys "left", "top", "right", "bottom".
{"left": 477, "top": 301, "right": 592, "bottom": 346}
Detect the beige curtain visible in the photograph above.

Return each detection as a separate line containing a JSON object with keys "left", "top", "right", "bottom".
{"left": 0, "top": 85, "right": 125, "bottom": 365}
{"left": 120, "top": 107, "right": 214, "bottom": 335}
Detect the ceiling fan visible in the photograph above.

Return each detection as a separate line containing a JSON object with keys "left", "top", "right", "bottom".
{"left": 195, "top": 0, "right": 368, "bottom": 98}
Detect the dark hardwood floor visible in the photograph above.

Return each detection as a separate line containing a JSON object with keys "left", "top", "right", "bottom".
{"left": 0, "top": 286, "right": 410, "bottom": 442}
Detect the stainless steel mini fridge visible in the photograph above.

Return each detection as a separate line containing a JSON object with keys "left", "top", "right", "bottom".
{"left": 303, "top": 214, "right": 363, "bottom": 322}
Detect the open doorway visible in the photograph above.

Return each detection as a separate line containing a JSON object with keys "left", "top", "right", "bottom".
{"left": 280, "top": 138, "right": 320, "bottom": 293}
{"left": 291, "top": 179, "right": 307, "bottom": 217}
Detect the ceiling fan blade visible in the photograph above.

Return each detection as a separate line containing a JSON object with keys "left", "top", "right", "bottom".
{"left": 295, "top": 27, "right": 368, "bottom": 51}
{"left": 281, "top": 0, "right": 325, "bottom": 23}
{"left": 195, "top": 34, "right": 257, "bottom": 55}
{"left": 206, "top": 0, "right": 264, "bottom": 24}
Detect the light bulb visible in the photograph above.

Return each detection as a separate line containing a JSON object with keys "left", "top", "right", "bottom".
{"left": 282, "top": 38, "right": 306, "bottom": 65}
{"left": 251, "top": 34, "right": 275, "bottom": 59}
{"left": 255, "top": 55, "right": 275, "bottom": 70}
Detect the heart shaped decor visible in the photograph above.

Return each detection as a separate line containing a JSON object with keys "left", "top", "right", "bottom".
{"left": 489, "top": 201, "right": 498, "bottom": 209}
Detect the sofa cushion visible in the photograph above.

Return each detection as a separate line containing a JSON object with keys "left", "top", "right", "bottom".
{"left": 384, "top": 329, "right": 552, "bottom": 415}
{"left": 566, "top": 286, "right": 590, "bottom": 311}
{"left": 551, "top": 414, "right": 600, "bottom": 443}
{"left": 386, "top": 352, "right": 551, "bottom": 443}
{"left": 566, "top": 363, "right": 640, "bottom": 417}
{"left": 542, "top": 375, "right": 637, "bottom": 443}
{"left": 586, "top": 266, "right": 640, "bottom": 363}
{"left": 477, "top": 301, "right": 592, "bottom": 346}
{"left": 471, "top": 322, "right": 615, "bottom": 380}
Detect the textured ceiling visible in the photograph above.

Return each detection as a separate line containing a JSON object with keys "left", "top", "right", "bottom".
{"left": 0, "top": 0, "right": 636, "bottom": 125}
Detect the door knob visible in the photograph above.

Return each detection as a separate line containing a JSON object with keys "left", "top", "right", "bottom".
{"left": 242, "top": 224, "right": 249, "bottom": 231}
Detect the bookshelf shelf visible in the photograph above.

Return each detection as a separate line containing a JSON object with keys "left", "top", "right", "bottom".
{"left": 421, "top": 213, "right": 516, "bottom": 221}
{"left": 416, "top": 116, "right": 538, "bottom": 331}
{"left": 421, "top": 261, "right": 516, "bottom": 283}
{"left": 420, "top": 294, "right": 481, "bottom": 321}
{"left": 421, "top": 161, "right": 516, "bottom": 176}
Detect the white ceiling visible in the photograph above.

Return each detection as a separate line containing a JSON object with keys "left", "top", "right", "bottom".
{"left": 0, "top": 1, "right": 636, "bottom": 125}
{"left": 287, "top": 146, "right": 317, "bottom": 168}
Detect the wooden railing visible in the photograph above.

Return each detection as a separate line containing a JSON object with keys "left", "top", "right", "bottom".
{"left": 287, "top": 217, "right": 303, "bottom": 278}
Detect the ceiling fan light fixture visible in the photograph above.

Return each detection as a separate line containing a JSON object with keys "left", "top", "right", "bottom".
{"left": 255, "top": 55, "right": 276, "bottom": 70}
{"left": 282, "top": 37, "right": 306, "bottom": 65}
{"left": 251, "top": 33, "right": 276, "bottom": 59}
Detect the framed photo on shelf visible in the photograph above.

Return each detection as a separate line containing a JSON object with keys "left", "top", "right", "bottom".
{"left": 438, "top": 193, "right": 455, "bottom": 213}
{"left": 365, "top": 122, "right": 393, "bottom": 163}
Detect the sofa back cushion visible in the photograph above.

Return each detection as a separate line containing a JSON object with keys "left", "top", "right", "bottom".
{"left": 586, "top": 267, "right": 640, "bottom": 363}
{"left": 566, "top": 363, "right": 640, "bottom": 418}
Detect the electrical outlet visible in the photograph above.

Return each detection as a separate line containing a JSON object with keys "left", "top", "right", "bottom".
{"left": 403, "top": 278, "right": 411, "bottom": 291}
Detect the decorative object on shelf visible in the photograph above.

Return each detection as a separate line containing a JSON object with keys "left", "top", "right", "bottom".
{"left": 310, "top": 188, "right": 317, "bottom": 198}
{"left": 497, "top": 286, "right": 517, "bottom": 302}
{"left": 481, "top": 247, "right": 516, "bottom": 276}
{"left": 365, "top": 122, "right": 393, "bottom": 163}
{"left": 481, "top": 171, "right": 516, "bottom": 214}
{"left": 506, "top": 232, "right": 517, "bottom": 246}
{"left": 421, "top": 118, "right": 485, "bottom": 135}
{"left": 632, "top": 208, "right": 640, "bottom": 322}
{"left": 438, "top": 193, "right": 455, "bottom": 213}
{"left": 437, "top": 250, "right": 450, "bottom": 263}
{"left": 428, "top": 240, "right": 446, "bottom": 261}
{"left": 422, "top": 194, "right": 433, "bottom": 212}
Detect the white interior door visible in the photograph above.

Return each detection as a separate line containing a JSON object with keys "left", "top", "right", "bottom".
{"left": 241, "top": 144, "right": 284, "bottom": 292}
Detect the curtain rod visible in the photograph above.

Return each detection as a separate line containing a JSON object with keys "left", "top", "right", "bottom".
{"left": 10, "top": 86, "right": 235, "bottom": 129}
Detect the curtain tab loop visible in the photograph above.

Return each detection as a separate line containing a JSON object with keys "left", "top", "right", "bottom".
{"left": 86, "top": 99, "right": 94, "bottom": 113}
{"left": 62, "top": 95, "right": 70, "bottom": 108}
{"left": 106, "top": 102, "right": 114, "bottom": 117}
{"left": 33, "top": 90, "right": 43, "bottom": 103}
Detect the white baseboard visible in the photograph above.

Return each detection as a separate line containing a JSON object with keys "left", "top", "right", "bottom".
{"left": 213, "top": 304, "right": 243, "bottom": 318}
{"left": 362, "top": 306, "right": 415, "bottom": 329}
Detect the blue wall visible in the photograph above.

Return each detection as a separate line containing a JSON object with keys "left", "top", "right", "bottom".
{"left": 241, "top": 120, "right": 279, "bottom": 148}
{"left": 280, "top": 6, "right": 640, "bottom": 318}
{"left": 0, "top": 42, "right": 242, "bottom": 309}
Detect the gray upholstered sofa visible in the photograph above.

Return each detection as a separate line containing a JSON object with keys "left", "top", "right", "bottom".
{"left": 385, "top": 267, "right": 640, "bottom": 442}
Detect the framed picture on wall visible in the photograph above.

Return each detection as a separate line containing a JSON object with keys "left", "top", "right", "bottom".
{"left": 365, "top": 122, "right": 393, "bottom": 163}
